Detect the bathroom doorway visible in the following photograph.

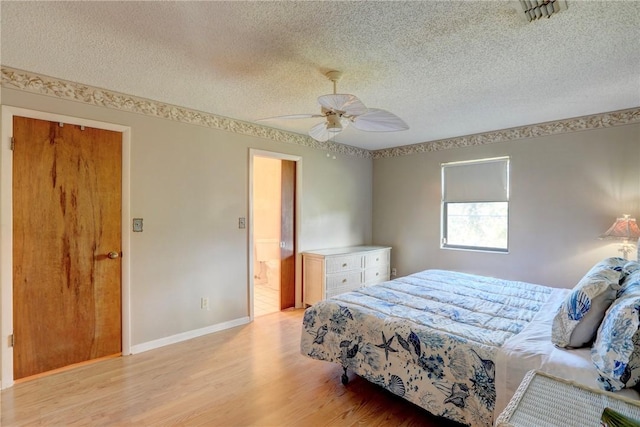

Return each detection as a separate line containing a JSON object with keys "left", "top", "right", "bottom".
{"left": 250, "top": 151, "right": 300, "bottom": 317}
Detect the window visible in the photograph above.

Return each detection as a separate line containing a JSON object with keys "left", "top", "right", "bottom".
{"left": 441, "top": 157, "right": 509, "bottom": 252}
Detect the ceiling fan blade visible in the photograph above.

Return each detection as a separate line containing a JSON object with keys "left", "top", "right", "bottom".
{"left": 352, "top": 108, "right": 409, "bottom": 132}
{"left": 257, "top": 114, "right": 324, "bottom": 121}
{"left": 308, "top": 122, "right": 331, "bottom": 142}
{"left": 318, "top": 94, "right": 368, "bottom": 116}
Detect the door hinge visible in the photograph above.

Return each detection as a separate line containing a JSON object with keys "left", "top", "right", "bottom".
{"left": 10, "top": 137, "right": 15, "bottom": 151}
{"left": 8, "top": 334, "right": 14, "bottom": 347}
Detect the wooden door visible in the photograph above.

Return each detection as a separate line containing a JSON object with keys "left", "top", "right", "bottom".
{"left": 280, "top": 160, "right": 295, "bottom": 309}
{"left": 12, "top": 116, "right": 122, "bottom": 380}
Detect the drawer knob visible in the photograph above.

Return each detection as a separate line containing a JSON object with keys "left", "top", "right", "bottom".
{"left": 342, "top": 263, "right": 347, "bottom": 267}
{"left": 342, "top": 279, "right": 347, "bottom": 283}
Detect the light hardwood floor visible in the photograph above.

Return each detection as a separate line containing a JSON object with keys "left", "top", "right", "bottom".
{"left": 1, "top": 309, "right": 463, "bottom": 426}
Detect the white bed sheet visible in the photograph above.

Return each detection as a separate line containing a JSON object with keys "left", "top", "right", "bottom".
{"left": 495, "top": 287, "right": 640, "bottom": 418}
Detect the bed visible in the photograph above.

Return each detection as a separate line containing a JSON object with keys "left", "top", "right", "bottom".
{"left": 300, "top": 258, "right": 640, "bottom": 427}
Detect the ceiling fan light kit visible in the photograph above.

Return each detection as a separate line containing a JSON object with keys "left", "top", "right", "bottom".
{"left": 325, "top": 113, "right": 343, "bottom": 133}
{"left": 259, "top": 70, "right": 409, "bottom": 143}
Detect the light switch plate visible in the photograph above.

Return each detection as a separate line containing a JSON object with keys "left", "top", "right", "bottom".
{"left": 238, "top": 217, "right": 246, "bottom": 229}
{"left": 133, "top": 218, "right": 143, "bottom": 232}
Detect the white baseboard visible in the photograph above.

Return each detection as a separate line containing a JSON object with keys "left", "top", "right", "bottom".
{"left": 129, "top": 316, "right": 251, "bottom": 354}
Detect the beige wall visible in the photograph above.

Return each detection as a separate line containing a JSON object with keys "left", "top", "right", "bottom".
{"left": 0, "top": 87, "right": 373, "bottom": 353}
{"left": 373, "top": 124, "right": 640, "bottom": 288}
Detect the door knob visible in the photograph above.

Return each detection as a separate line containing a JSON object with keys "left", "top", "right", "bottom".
{"left": 107, "top": 251, "right": 120, "bottom": 259}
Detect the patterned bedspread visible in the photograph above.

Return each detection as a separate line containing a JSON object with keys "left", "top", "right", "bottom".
{"left": 300, "top": 269, "right": 554, "bottom": 427}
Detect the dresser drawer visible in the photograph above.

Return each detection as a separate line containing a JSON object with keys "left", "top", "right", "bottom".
{"left": 364, "top": 250, "right": 389, "bottom": 268}
{"left": 364, "top": 265, "right": 390, "bottom": 284}
{"left": 326, "top": 254, "right": 362, "bottom": 274}
{"left": 326, "top": 272, "right": 363, "bottom": 298}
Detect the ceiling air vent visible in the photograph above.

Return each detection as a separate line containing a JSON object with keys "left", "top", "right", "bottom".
{"left": 517, "top": 0, "right": 568, "bottom": 22}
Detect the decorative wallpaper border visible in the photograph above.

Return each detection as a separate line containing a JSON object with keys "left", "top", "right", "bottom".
{"left": 2, "top": 66, "right": 638, "bottom": 159}
{"left": 372, "top": 107, "right": 640, "bottom": 159}
{"left": 0, "top": 67, "right": 371, "bottom": 159}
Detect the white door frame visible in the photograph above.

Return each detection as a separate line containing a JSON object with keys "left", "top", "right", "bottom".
{"left": 248, "top": 149, "right": 302, "bottom": 320}
{"left": 0, "top": 106, "right": 132, "bottom": 389}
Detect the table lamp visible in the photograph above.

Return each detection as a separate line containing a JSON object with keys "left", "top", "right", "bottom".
{"left": 600, "top": 214, "right": 640, "bottom": 260}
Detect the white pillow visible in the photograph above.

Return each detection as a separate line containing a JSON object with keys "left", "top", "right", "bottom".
{"left": 552, "top": 257, "right": 626, "bottom": 348}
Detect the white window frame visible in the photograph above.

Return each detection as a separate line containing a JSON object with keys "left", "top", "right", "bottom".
{"left": 441, "top": 157, "right": 510, "bottom": 253}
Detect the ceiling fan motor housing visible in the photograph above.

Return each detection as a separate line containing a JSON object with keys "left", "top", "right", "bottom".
{"left": 326, "top": 112, "right": 342, "bottom": 132}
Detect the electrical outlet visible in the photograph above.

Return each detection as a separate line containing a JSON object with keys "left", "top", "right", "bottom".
{"left": 200, "top": 297, "right": 210, "bottom": 310}
{"left": 391, "top": 268, "right": 397, "bottom": 277}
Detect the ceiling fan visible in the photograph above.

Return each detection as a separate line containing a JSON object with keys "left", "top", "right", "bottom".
{"left": 259, "top": 71, "right": 409, "bottom": 142}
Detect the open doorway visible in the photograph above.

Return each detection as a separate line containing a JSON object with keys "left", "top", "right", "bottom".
{"left": 250, "top": 150, "right": 300, "bottom": 318}
{"left": 253, "top": 156, "right": 282, "bottom": 316}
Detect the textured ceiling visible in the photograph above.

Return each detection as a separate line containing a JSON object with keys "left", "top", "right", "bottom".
{"left": 1, "top": 1, "right": 639, "bottom": 150}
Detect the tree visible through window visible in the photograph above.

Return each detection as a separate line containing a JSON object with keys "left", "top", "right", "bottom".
{"left": 441, "top": 157, "right": 509, "bottom": 252}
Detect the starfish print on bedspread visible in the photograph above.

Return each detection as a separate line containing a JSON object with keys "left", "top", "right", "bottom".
{"left": 375, "top": 332, "right": 398, "bottom": 361}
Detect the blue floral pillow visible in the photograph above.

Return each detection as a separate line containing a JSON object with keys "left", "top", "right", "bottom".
{"left": 623, "top": 261, "right": 640, "bottom": 275}
{"left": 591, "top": 279, "right": 640, "bottom": 391}
{"left": 618, "top": 262, "right": 640, "bottom": 298}
{"left": 552, "top": 257, "right": 626, "bottom": 348}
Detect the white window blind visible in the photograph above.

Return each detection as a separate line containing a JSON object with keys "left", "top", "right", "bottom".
{"left": 442, "top": 157, "right": 509, "bottom": 203}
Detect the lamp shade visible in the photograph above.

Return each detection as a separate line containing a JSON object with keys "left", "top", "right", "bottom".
{"left": 600, "top": 215, "right": 640, "bottom": 240}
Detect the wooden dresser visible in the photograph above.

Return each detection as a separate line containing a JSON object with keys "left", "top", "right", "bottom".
{"left": 302, "top": 245, "right": 391, "bottom": 306}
